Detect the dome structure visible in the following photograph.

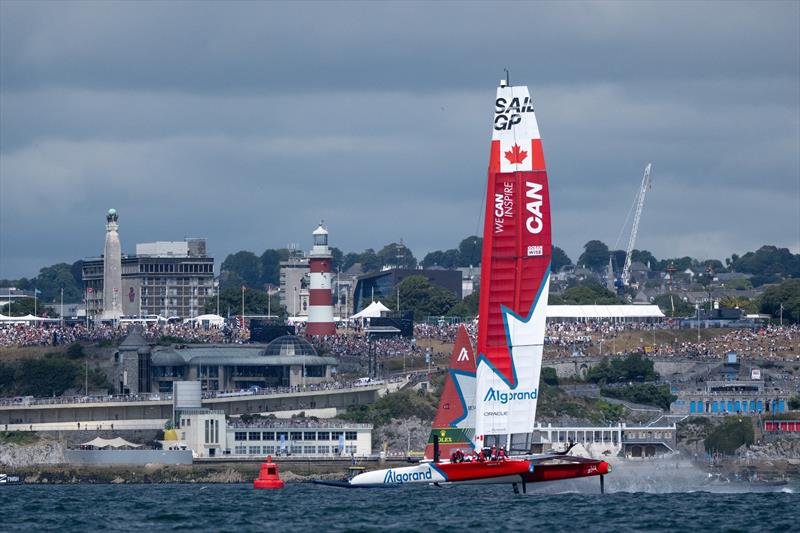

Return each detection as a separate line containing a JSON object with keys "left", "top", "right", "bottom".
{"left": 163, "top": 429, "right": 179, "bottom": 441}
{"left": 264, "top": 335, "right": 317, "bottom": 357}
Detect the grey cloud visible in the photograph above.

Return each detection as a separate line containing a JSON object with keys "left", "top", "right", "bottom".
{"left": 1, "top": 1, "right": 798, "bottom": 278}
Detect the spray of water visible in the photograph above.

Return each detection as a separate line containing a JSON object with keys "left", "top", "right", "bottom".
{"left": 526, "top": 456, "right": 796, "bottom": 494}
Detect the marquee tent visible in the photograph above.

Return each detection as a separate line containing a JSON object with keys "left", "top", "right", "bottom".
{"left": 0, "top": 314, "right": 59, "bottom": 323}
{"left": 183, "top": 314, "right": 225, "bottom": 327}
{"left": 351, "top": 301, "right": 391, "bottom": 320}
{"left": 546, "top": 305, "right": 665, "bottom": 320}
{"left": 82, "top": 437, "right": 142, "bottom": 448}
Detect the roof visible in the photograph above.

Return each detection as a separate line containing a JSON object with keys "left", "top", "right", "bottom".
{"left": 82, "top": 437, "right": 141, "bottom": 448}
{"left": 547, "top": 305, "right": 665, "bottom": 319}
{"left": 351, "top": 300, "right": 391, "bottom": 319}
{"left": 119, "top": 327, "right": 148, "bottom": 348}
{"left": 150, "top": 340, "right": 334, "bottom": 367}
{"left": 264, "top": 335, "right": 317, "bottom": 356}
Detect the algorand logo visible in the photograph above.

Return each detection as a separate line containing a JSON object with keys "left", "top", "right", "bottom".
{"left": 457, "top": 347, "right": 470, "bottom": 362}
{"left": 383, "top": 467, "right": 433, "bottom": 484}
{"left": 483, "top": 387, "right": 538, "bottom": 405}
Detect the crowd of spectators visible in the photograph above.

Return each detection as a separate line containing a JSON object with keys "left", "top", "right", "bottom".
{"left": 0, "top": 321, "right": 249, "bottom": 348}
{"left": 2, "top": 318, "right": 796, "bottom": 362}
{"left": 542, "top": 321, "right": 798, "bottom": 361}
{"left": 312, "top": 334, "right": 426, "bottom": 359}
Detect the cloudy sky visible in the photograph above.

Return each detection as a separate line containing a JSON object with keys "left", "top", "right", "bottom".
{"left": 1, "top": 0, "right": 798, "bottom": 279}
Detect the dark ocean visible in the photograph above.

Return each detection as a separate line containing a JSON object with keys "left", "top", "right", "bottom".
{"left": 2, "top": 482, "right": 796, "bottom": 532}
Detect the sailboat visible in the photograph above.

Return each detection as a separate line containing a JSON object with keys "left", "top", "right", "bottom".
{"left": 323, "top": 77, "right": 610, "bottom": 491}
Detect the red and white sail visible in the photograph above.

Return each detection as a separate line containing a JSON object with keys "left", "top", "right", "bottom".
{"left": 474, "top": 80, "right": 552, "bottom": 451}
{"left": 424, "top": 325, "right": 476, "bottom": 460}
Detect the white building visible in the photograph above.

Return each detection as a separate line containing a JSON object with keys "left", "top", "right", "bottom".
{"left": 177, "top": 408, "right": 372, "bottom": 458}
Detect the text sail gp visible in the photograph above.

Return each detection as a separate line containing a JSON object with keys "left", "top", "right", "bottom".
{"left": 474, "top": 78, "right": 552, "bottom": 449}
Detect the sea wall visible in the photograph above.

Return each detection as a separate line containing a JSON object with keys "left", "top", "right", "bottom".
{"left": 64, "top": 449, "right": 193, "bottom": 465}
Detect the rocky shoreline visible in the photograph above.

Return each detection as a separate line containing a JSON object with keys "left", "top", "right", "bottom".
{"left": 2, "top": 461, "right": 368, "bottom": 484}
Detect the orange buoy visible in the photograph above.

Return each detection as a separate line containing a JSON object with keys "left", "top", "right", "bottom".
{"left": 253, "top": 455, "right": 285, "bottom": 489}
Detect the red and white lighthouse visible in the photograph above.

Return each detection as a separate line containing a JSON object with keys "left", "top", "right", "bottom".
{"left": 306, "top": 222, "right": 336, "bottom": 337}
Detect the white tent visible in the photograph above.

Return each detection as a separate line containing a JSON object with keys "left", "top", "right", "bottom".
{"left": 183, "top": 314, "right": 225, "bottom": 327}
{"left": 82, "top": 437, "right": 141, "bottom": 448}
{"left": 351, "top": 301, "right": 391, "bottom": 320}
{"left": 546, "top": 305, "right": 665, "bottom": 320}
{"left": 0, "top": 314, "right": 58, "bottom": 323}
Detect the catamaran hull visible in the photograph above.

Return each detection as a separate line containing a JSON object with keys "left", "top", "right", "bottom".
{"left": 523, "top": 460, "right": 610, "bottom": 483}
{"left": 348, "top": 460, "right": 533, "bottom": 487}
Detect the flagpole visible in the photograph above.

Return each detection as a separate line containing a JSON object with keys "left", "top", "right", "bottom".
{"left": 61, "top": 287, "right": 64, "bottom": 327}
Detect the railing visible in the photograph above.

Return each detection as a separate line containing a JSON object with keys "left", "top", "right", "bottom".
{"left": 0, "top": 376, "right": 407, "bottom": 408}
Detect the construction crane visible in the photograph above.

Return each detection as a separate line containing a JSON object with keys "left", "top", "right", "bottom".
{"left": 621, "top": 163, "right": 653, "bottom": 286}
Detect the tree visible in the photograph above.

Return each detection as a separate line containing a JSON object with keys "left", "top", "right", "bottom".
{"left": 0, "top": 362, "right": 15, "bottom": 395}
{"left": 653, "top": 293, "right": 695, "bottom": 317}
{"left": 221, "top": 251, "right": 261, "bottom": 289}
{"left": 421, "top": 250, "right": 445, "bottom": 268}
{"left": 377, "top": 242, "right": 417, "bottom": 269}
{"left": 560, "top": 282, "right": 620, "bottom": 305}
{"left": 718, "top": 296, "right": 758, "bottom": 314}
{"left": 551, "top": 246, "right": 572, "bottom": 272}
{"left": 384, "top": 276, "right": 457, "bottom": 321}
{"left": 728, "top": 245, "right": 800, "bottom": 280}
{"left": 541, "top": 367, "right": 559, "bottom": 386}
{"left": 600, "top": 384, "right": 676, "bottom": 410}
{"left": 704, "top": 417, "right": 754, "bottom": 455}
{"left": 421, "top": 249, "right": 460, "bottom": 268}
{"left": 725, "top": 278, "right": 753, "bottom": 290}
{"left": 359, "top": 249, "right": 381, "bottom": 273}
{"left": 760, "top": 279, "right": 800, "bottom": 323}
{"left": 789, "top": 395, "right": 800, "bottom": 410}
{"left": 15, "top": 357, "right": 80, "bottom": 397}
{"left": 446, "top": 291, "right": 479, "bottom": 318}
{"left": 330, "top": 247, "right": 344, "bottom": 272}
{"left": 609, "top": 249, "right": 626, "bottom": 271}
{"left": 631, "top": 249, "right": 658, "bottom": 269}
{"left": 458, "top": 236, "right": 482, "bottom": 266}
{"left": 342, "top": 252, "right": 361, "bottom": 272}
{"left": 259, "top": 248, "right": 288, "bottom": 287}
{"left": 586, "top": 353, "right": 658, "bottom": 384}
{"left": 5, "top": 298, "right": 37, "bottom": 317}
{"left": 578, "top": 240, "right": 610, "bottom": 271}
{"left": 33, "top": 263, "right": 83, "bottom": 302}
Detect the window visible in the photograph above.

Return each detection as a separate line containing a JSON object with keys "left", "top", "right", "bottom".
{"left": 346, "top": 445, "right": 357, "bottom": 454}
{"left": 235, "top": 432, "right": 247, "bottom": 441}
{"left": 345, "top": 431, "right": 357, "bottom": 440}
{"left": 290, "top": 445, "right": 302, "bottom": 455}
{"left": 330, "top": 431, "right": 343, "bottom": 440}
{"left": 234, "top": 446, "right": 246, "bottom": 455}
{"left": 317, "top": 432, "right": 330, "bottom": 441}
{"left": 276, "top": 432, "right": 288, "bottom": 442}
{"left": 304, "top": 432, "right": 317, "bottom": 441}
{"left": 262, "top": 432, "right": 275, "bottom": 441}
{"left": 317, "top": 445, "right": 330, "bottom": 454}
{"left": 249, "top": 446, "right": 261, "bottom": 455}
{"left": 264, "top": 445, "right": 275, "bottom": 455}
{"left": 249, "top": 432, "right": 261, "bottom": 441}
{"left": 303, "top": 446, "right": 316, "bottom": 455}
{"left": 291, "top": 432, "right": 303, "bottom": 441}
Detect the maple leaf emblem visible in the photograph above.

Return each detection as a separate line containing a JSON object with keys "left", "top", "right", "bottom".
{"left": 504, "top": 144, "right": 528, "bottom": 164}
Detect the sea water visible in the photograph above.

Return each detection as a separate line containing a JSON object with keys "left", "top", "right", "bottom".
{"left": 2, "top": 482, "right": 796, "bottom": 532}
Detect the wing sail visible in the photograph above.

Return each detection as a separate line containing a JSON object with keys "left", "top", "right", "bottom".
{"left": 474, "top": 81, "right": 552, "bottom": 452}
